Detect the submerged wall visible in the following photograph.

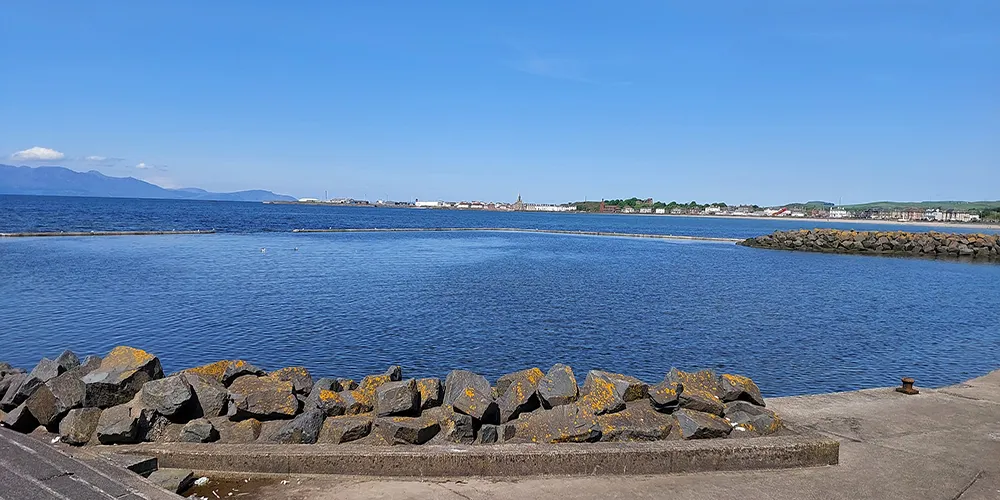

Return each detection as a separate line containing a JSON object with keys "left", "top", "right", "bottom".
{"left": 740, "top": 229, "right": 1000, "bottom": 261}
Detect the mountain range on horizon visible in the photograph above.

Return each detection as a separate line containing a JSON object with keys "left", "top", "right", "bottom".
{"left": 0, "top": 165, "right": 296, "bottom": 202}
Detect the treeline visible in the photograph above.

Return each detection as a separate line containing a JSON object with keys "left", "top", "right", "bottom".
{"left": 574, "top": 198, "right": 761, "bottom": 213}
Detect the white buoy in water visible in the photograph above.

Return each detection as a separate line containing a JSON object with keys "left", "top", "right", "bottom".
{"left": 261, "top": 248, "right": 266, "bottom": 253}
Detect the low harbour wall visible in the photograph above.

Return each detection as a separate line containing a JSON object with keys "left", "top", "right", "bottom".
{"left": 740, "top": 229, "right": 1000, "bottom": 261}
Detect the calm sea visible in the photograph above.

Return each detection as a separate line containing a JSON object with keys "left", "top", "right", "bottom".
{"left": 1, "top": 195, "right": 998, "bottom": 396}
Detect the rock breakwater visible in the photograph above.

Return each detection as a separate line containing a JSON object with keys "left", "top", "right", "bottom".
{"left": 0, "top": 347, "right": 782, "bottom": 448}
{"left": 740, "top": 229, "right": 1000, "bottom": 261}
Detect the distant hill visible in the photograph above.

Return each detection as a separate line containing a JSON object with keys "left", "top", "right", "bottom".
{"left": 0, "top": 165, "right": 296, "bottom": 202}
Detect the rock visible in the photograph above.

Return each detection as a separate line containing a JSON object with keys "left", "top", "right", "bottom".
{"left": 180, "top": 373, "right": 228, "bottom": 418}
{"left": 336, "top": 378, "right": 358, "bottom": 390}
{"left": 53, "top": 350, "right": 81, "bottom": 373}
{"left": 426, "top": 406, "right": 475, "bottom": 444}
{"left": 313, "top": 377, "right": 343, "bottom": 393}
{"left": 181, "top": 360, "right": 265, "bottom": 386}
{"left": 719, "top": 374, "right": 765, "bottom": 406}
{"left": 83, "top": 346, "right": 164, "bottom": 408}
{"left": 64, "top": 355, "right": 102, "bottom": 380}
{"left": 374, "top": 415, "right": 440, "bottom": 445}
{"left": 677, "top": 388, "right": 724, "bottom": 416}
{"left": 451, "top": 384, "right": 499, "bottom": 425}
{"left": 143, "top": 416, "right": 184, "bottom": 443}
{"left": 320, "top": 415, "right": 373, "bottom": 444}
{"left": 148, "top": 468, "right": 195, "bottom": 494}
{"left": 0, "top": 373, "right": 44, "bottom": 411}
{"left": 273, "top": 409, "right": 325, "bottom": 444}
{"left": 228, "top": 418, "right": 263, "bottom": 443}
{"left": 375, "top": 379, "right": 420, "bottom": 417}
{"left": 476, "top": 424, "right": 499, "bottom": 444}
{"left": 648, "top": 381, "right": 682, "bottom": 413}
{"left": 29, "top": 358, "right": 65, "bottom": 383}
{"left": 674, "top": 409, "right": 732, "bottom": 439}
{"left": 179, "top": 418, "right": 218, "bottom": 443}
{"left": 667, "top": 368, "right": 724, "bottom": 415}
{"left": 577, "top": 371, "right": 632, "bottom": 415}
{"left": 96, "top": 403, "right": 147, "bottom": 444}
{"left": 384, "top": 365, "right": 402, "bottom": 382}
{"left": 25, "top": 372, "right": 86, "bottom": 427}
{"left": 341, "top": 391, "right": 371, "bottom": 415}
{"left": 256, "top": 420, "right": 287, "bottom": 443}
{"left": 583, "top": 370, "right": 648, "bottom": 402}
{"left": 595, "top": 401, "right": 674, "bottom": 442}
{"left": 308, "top": 389, "right": 349, "bottom": 416}
{"left": 724, "top": 401, "right": 783, "bottom": 437}
{"left": 537, "top": 364, "right": 579, "bottom": 409}
{"left": 58, "top": 407, "right": 102, "bottom": 445}
{"left": 496, "top": 368, "right": 544, "bottom": 423}
{"left": 507, "top": 404, "right": 601, "bottom": 443}
{"left": 141, "top": 375, "right": 194, "bottom": 421}
{"left": 349, "top": 369, "right": 401, "bottom": 414}
{"left": 415, "top": 378, "right": 442, "bottom": 410}
{"left": 443, "top": 370, "right": 491, "bottom": 406}
{"left": 228, "top": 375, "right": 299, "bottom": 420}
{"left": 0, "top": 371, "right": 24, "bottom": 401}
{"left": 1, "top": 403, "right": 39, "bottom": 433}
{"left": 270, "top": 366, "right": 314, "bottom": 395}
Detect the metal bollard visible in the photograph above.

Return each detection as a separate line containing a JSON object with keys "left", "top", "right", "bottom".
{"left": 895, "top": 377, "right": 919, "bottom": 395}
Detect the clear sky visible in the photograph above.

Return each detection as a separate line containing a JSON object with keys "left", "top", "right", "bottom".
{"left": 1, "top": 1, "right": 997, "bottom": 205}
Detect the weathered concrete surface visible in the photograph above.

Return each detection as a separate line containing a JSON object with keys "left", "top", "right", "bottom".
{"left": 0, "top": 426, "right": 179, "bottom": 499}
{"left": 186, "top": 370, "right": 1000, "bottom": 500}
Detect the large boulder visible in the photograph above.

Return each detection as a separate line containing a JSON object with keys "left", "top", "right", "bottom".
{"left": 320, "top": 415, "right": 373, "bottom": 444}
{"left": 270, "top": 367, "right": 314, "bottom": 395}
{"left": 415, "top": 378, "right": 442, "bottom": 410}
{"left": 451, "top": 384, "right": 499, "bottom": 425}
{"left": 148, "top": 469, "right": 195, "bottom": 495}
{"left": 724, "top": 401, "right": 783, "bottom": 437}
{"left": 348, "top": 366, "right": 403, "bottom": 414}
{"left": 228, "top": 418, "right": 263, "bottom": 443}
{"left": 83, "top": 346, "right": 164, "bottom": 408}
{"left": 53, "top": 350, "right": 81, "bottom": 373}
{"left": 495, "top": 368, "right": 544, "bottom": 423}
{"left": 24, "top": 371, "right": 86, "bottom": 427}
{"left": 425, "top": 406, "right": 475, "bottom": 444}
{"left": 537, "top": 364, "right": 579, "bottom": 409}
{"left": 375, "top": 379, "right": 420, "bottom": 417}
{"left": 443, "top": 370, "right": 491, "bottom": 406}
{"left": 374, "top": 415, "right": 441, "bottom": 445}
{"left": 308, "top": 389, "right": 349, "bottom": 416}
{"left": 719, "top": 374, "right": 765, "bottom": 406}
{"left": 648, "top": 380, "right": 682, "bottom": 413}
{"left": 577, "top": 371, "right": 633, "bottom": 415}
{"left": 507, "top": 404, "right": 601, "bottom": 443}
{"left": 1, "top": 403, "right": 39, "bottom": 433}
{"left": 181, "top": 360, "right": 265, "bottom": 386}
{"left": 312, "top": 378, "right": 343, "bottom": 393}
{"left": 180, "top": 373, "right": 228, "bottom": 418}
{"left": 58, "top": 407, "right": 102, "bottom": 445}
{"left": 96, "top": 402, "right": 147, "bottom": 444}
{"left": 667, "top": 368, "right": 724, "bottom": 416}
{"left": 141, "top": 375, "right": 194, "bottom": 421}
{"left": 595, "top": 401, "right": 674, "bottom": 442}
{"left": 674, "top": 409, "right": 732, "bottom": 439}
{"left": 273, "top": 409, "right": 325, "bottom": 444}
{"left": 228, "top": 375, "right": 299, "bottom": 420}
{"left": 0, "top": 373, "right": 44, "bottom": 411}
{"left": 583, "top": 370, "right": 648, "bottom": 402}
{"left": 179, "top": 418, "right": 218, "bottom": 443}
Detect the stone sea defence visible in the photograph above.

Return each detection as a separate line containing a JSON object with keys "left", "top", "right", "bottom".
{"left": 0, "top": 347, "right": 782, "bottom": 448}
{"left": 740, "top": 229, "right": 1000, "bottom": 261}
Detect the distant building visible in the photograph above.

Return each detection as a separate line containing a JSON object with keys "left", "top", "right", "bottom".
{"left": 639, "top": 207, "right": 652, "bottom": 214}
{"left": 414, "top": 200, "right": 444, "bottom": 208}
{"left": 622, "top": 207, "right": 635, "bottom": 214}
{"left": 513, "top": 194, "right": 526, "bottom": 211}
{"left": 297, "top": 198, "right": 320, "bottom": 203}
{"left": 655, "top": 208, "right": 666, "bottom": 214}
{"left": 829, "top": 207, "right": 851, "bottom": 219}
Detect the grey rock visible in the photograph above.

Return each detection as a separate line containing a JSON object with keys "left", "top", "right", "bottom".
{"left": 595, "top": 401, "right": 674, "bottom": 442}
{"left": 538, "top": 364, "right": 579, "bottom": 409}
{"left": 665, "top": 368, "right": 725, "bottom": 400}
{"left": 96, "top": 403, "right": 147, "bottom": 444}
{"left": 0, "top": 373, "right": 44, "bottom": 411}
{"left": 29, "top": 358, "right": 64, "bottom": 383}
{"left": 374, "top": 415, "right": 440, "bottom": 445}
{"left": 313, "top": 377, "right": 343, "bottom": 393}
{"left": 181, "top": 373, "right": 228, "bottom": 418}
{"left": 496, "top": 368, "right": 544, "bottom": 423}
{"left": 273, "top": 409, "right": 325, "bottom": 444}
{"left": 58, "top": 407, "right": 103, "bottom": 445}
{"left": 507, "top": 404, "right": 601, "bottom": 443}
{"left": 226, "top": 418, "right": 263, "bottom": 443}
{"left": 476, "top": 424, "right": 498, "bottom": 444}
{"left": 228, "top": 375, "right": 299, "bottom": 420}
{"left": 1, "top": 403, "right": 39, "bottom": 433}
{"left": 25, "top": 372, "right": 86, "bottom": 427}
{"left": 83, "top": 346, "right": 164, "bottom": 408}
{"left": 148, "top": 468, "right": 195, "bottom": 494}
{"left": 415, "top": 378, "right": 442, "bottom": 410}
{"left": 648, "top": 380, "right": 682, "bottom": 413}
{"left": 307, "top": 388, "right": 349, "bottom": 417}
{"left": 320, "top": 415, "right": 372, "bottom": 444}
{"left": 674, "top": 409, "right": 732, "bottom": 439}
{"left": 336, "top": 378, "right": 358, "bottom": 390}
{"left": 141, "top": 375, "right": 194, "bottom": 420}
{"left": 719, "top": 374, "right": 766, "bottom": 406}
{"left": 724, "top": 401, "right": 783, "bottom": 437}
{"left": 53, "top": 350, "right": 81, "bottom": 373}
{"left": 375, "top": 379, "right": 420, "bottom": 417}
{"left": 179, "top": 418, "right": 218, "bottom": 443}
{"left": 451, "top": 384, "right": 499, "bottom": 425}
{"left": 270, "top": 366, "right": 314, "bottom": 395}
{"left": 426, "top": 406, "right": 475, "bottom": 444}
{"left": 582, "top": 370, "right": 648, "bottom": 402}
{"left": 678, "top": 388, "right": 725, "bottom": 416}
{"left": 443, "top": 369, "right": 491, "bottom": 406}
{"left": 384, "top": 365, "right": 402, "bottom": 382}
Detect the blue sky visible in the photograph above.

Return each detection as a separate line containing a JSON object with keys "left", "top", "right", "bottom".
{"left": 1, "top": 1, "right": 997, "bottom": 205}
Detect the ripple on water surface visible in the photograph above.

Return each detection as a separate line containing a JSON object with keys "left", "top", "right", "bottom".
{"left": 1, "top": 231, "right": 998, "bottom": 397}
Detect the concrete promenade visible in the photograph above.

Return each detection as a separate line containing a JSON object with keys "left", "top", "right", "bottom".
{"left": 243, "top": 370, "right": 1000, "bottom": 500}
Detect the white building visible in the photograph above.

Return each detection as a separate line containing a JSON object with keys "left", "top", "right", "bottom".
{"left": 655, "top": 208, "right": 666, "bottom": 214}
{"left": 526, "top": 204, "right": 576, "bottom": 212}
{"left": 414, "top": 200, "right": 444, "bottom": 208}
{"left": 829, "top": 208, "right": 851, "bottom": 219}
{"left": 704, "top": 206, "right": 722, "bottom": 215}
{"left": 297, "top": 198, "right": 320, "bottom": 203}
{"left": 639, "top": 207, "right": 653, "bottom": 214}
